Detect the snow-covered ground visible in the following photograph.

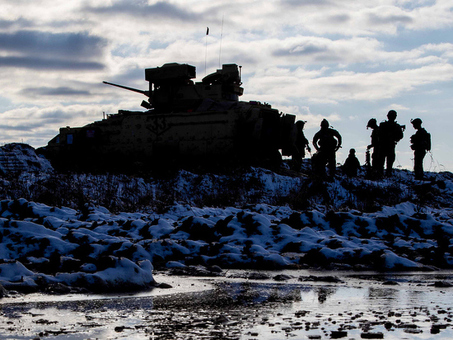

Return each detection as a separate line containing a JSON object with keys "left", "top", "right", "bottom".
{"left": 1, "top": 143, "right": 453, "bottom": 295}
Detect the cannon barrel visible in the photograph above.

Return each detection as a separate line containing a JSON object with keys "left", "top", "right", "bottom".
{"left": 103, "top": 81, "right": 150, "bottom": 97}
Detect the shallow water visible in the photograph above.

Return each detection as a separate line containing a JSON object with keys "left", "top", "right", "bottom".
{"left": 1, "top": 271, "right": 453, "bottom": 339}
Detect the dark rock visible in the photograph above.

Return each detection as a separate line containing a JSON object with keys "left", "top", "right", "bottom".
{"left": 361, "top": 332, "right": 384, "bottom": 339}
{"left": 45, "top": 283, "right": 71, "bottom": 295}
{"left": 382, "top": 280, "right": 399, "bottom": 285}
{"left": 273, "top": 274, "right": 293, "bottom": 281}
{"left": 208, "top": 265, "right": 223, "bottom": 273}
{"left": 300, "top": 275, "right": 343, "bottom": 283}
{"left": 397, "top": 323, "right": 418, "bottom": 329}
{"left": 384, "top": 321, "right": 393, "bottom": 330}
{"left": 331, "top": 330, "right": 347, "bottom": 338}
{"left": 433, "top": 281, "right": 453, "bottom": 288}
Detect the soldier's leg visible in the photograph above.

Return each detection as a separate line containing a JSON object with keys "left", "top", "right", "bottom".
{"left": 291, "top": 147, "right": 302, "bottom": 170}
{"left": 386, "top": 148, "right": 396, "bottom": 176}
{"left": 376, "top": 149, "right": 386, "bottom": 177}
{"left": 312, "top": 153, "right": 324, "bottom": 178}
{"left": 414, "top": 150, "right": 426, "bottom": 179}
{"left": 327, "top": 152, "right": 336, "bottom": 177}
{"left": 371, "top": 150, "right": 383, "bottom": 177}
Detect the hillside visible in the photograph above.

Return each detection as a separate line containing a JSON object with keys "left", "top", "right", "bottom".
{"left": 1, "top": 143, "right": 453, "bottom": 295}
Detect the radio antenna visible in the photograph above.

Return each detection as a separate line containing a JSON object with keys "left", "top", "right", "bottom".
{"left": 219, "top": 15, "right": 224, "bottom": 68}
{"left": 205, "top": 27, "right": 209, "bottom": 75}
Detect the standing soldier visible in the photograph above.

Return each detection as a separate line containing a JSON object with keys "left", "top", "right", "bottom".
{"left": 312, "top": 119, "right": 342, "bottom": 178}
{"left": 291, "top": 120, "right": 311, "bottom": 170}
{"left": 410, "top": 118, "right": 431, "bottom": 180}
{"left": 366, "top": 118, "right": 382, "bottom": 177}
{"left": 378, "top": 110, "right": 404, "bottom": 176}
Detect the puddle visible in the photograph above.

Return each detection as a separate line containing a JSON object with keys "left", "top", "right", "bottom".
{"left": 0, "top": 274, "right": 212, "bottom": 305}
{"left": 1, "top": 271, "right": 453, "bottom": 339}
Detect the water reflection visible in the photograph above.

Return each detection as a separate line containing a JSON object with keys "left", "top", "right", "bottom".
{"left": 1, "top": 271, "right": 453, "bottom": 339}
{"left": 217, "top": 281, "right": 302, "bottom": 305}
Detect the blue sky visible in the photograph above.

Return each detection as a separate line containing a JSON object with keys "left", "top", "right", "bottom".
{"left": 0, "top": 0, "right": 452, "bottom": 171}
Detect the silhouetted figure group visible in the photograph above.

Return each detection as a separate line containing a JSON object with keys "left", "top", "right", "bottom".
{"left": 366, "top": 110, "right": 430, "bottom": 180}
{"left": 366, "top": 110, "right": 404, "bottom": 178}
{"left": 290, "top": 109, "right": 431, "bottom": 180}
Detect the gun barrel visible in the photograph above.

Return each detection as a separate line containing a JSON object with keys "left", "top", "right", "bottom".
{"left": 103, "top": 81, "right": 150, "bottom": 97}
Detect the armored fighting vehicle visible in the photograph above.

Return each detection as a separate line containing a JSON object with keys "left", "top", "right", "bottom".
{"left": 44, "top": 63, "right": 297, "bottom": 172}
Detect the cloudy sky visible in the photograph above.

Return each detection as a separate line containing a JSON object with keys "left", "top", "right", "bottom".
{"left": 1, "top": 0, "right": 452, "bottom": 172}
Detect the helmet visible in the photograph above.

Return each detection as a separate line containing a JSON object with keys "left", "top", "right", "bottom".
{"left": 296, "top": 120, "right": 306, "bottom": 129}
{"left": 367, "top": 118, "right": 377, "bottom": 128}
{"left": 387, "top": 110, "right": 397, "bottom": 120}
{"left": 411, "top": 118, "right": 422, "bottom": 126}
{"left": 320, "top": 119, "right": 329, "bottom": 128}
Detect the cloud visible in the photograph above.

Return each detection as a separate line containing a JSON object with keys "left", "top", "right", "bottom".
{"left": 273, "top": 43, "right": 330, "bottom": 57}
{"left": 0, "top": 18, "right": 33, "bottom": 29}
{"left": 0, "top": 30, "right": 107, "bottom": 59}
{"left": 246, "top": 63, "right": 453, "bottom": 104}
{"left": 0, "top": 104, "right": 117, "bottom": 146}
{"left": 85, "top": 0, "right": 201, "bottom": 21}
{"left": 367, "top": 12, "right": 413, "bottom": 26}
{"left": 0, "top": 56, "right": 104, "bottom": 70}
{"left": 280, "top": 0, "right": 334, "bottom": 7}
{"left": 21, "top": 87, "right": 91, "bottom": 97}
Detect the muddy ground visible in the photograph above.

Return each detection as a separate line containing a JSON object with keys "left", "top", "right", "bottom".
{"left": 1, "top": 270, "right": 453, "bottom": 339}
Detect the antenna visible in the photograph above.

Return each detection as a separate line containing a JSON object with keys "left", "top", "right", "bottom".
{"left": 205, "top": 27, "right": 209, "bottom": 75}
{"left": 219, "top": 15, "right": 224, "bottom": 68}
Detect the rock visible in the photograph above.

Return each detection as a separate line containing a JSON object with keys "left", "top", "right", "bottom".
{"left": 384, "top": 321, "right": 393, "bottom": 330}
{"left": 155, "top": 282, "right": 173, "bottom": 289}
{"left": 273, "top": 274, "right": 293, "bottom": 281}
{"left": 214, "top": 314, "right": 229, "bottom": 324}
{"left": 431, "top": 324, "right": 447, "bottom": 334}
{"left": 331, "top": 330, "right": 348, "bottom": 338}
{"left": 115, "top": 326, "right": 128, "bottom": 332}
{"left": 208, "top": 265, "right": 223, "bottom": 273}
{"left": 45, "top": 283, "right": 71, "bottom": 295}
{"left": 300, "top": 275, "right": 343, "bottom": 283}
{"left": 382, "top": 280, "right": 398, "bottom": 285}
{"left": 361, "top": 332, "right": 384, "bottom": 339}
{"left": 247, "top": 272, "right": 270, "bottom": 280}
{"left": 433, "top": 281, "right": 453, "bottom": 288}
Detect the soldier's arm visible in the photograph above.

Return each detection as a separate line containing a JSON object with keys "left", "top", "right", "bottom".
{"left": 312, "top": 133, "right": 320, "bottom": 151}
{"left": 335, "top": 130, "right": 342, "bottom": 149}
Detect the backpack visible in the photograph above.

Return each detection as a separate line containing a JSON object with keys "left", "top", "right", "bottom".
{"left": 380, "top": 121, "right": 403, "bottom": 145}
{"left": 423, "top": 130, "right": 431, "bottom": 151}
{"left": 411, "top": 128, "right": 431, "bottom": 151}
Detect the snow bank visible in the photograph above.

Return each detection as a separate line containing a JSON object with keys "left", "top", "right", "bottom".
{"left": 1, "top": 191, "right": 453, "bottom": 294}
{"left": 1, "top": 149, "right": 453, "bottom": 295}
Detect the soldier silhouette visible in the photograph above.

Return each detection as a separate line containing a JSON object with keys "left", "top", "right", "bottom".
{"left": 366, "top": 118, "right": 383, "bottom": 178}
{"left": 378, "top": 110, "right": 404, "bottom": 176}
{"left": 291, "top": 120, "right": 311, "bottom": 170}
{"left": 312, "top": 119, "right": 342, "bottom": 178}
{"left": 343, "top": 148, "right": 361, "bottom": 177}
{"left": 410, "top": 118, "right": 431, "bottom": 180}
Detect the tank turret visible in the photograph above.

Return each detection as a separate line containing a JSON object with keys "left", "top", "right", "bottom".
{"left": 104, "top": 63, "right": 243, "bottom": 112}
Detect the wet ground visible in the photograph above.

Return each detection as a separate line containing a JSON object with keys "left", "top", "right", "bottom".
{"left": 1, "top": 270, "right": 453, "bottom": 339}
